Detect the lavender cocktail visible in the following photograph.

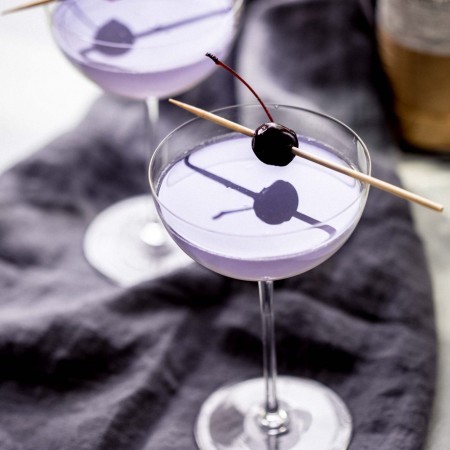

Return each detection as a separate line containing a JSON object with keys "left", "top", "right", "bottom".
{"left": 157, "top": 133, "right": 362, "bottom": 281}
{"left": 51, "top": 0, "right": 237, "bottom": 99}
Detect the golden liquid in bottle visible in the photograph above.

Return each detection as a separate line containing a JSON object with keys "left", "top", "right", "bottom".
{"left": 377, "top": 1, "right": 450, "bottom": 152}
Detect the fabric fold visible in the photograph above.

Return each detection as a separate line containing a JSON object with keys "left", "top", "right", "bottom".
{"left": 0, "top": 1, "right": 436, "bottom": 449}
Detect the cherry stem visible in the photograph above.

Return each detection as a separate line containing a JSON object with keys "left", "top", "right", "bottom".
{"left": 206, "top": 53, "right": 274, "bottom": 122}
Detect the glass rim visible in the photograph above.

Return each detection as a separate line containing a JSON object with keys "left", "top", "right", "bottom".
{"left": 49, "top": 0, "right": 243, "bottom": 50}
{"left": 149, "top": 103, "right": 371, "bottom": 238}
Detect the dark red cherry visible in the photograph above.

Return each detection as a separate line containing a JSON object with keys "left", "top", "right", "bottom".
{"left": 254, "top": 180, "right": 299, "bottom": 224}
{"left": 206, "top": 55, "right": 299, "bottom": 167}
{"left": 94, "top": 20, "right": 134, "bottom": 55}
{"left": 252, "top": 123, "right": 298, "bottom": 167}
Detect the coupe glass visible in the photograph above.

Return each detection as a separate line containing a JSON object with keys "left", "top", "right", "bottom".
{"left": 49, "top": 0, "right": 242, "bottom": 286}
{"left": 149, "top": 104, "right": 371, "bottom": 449}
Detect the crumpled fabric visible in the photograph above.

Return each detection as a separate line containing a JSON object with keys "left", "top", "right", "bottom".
{"left": 0, "top": 0, "right": 435, "bottom": 449}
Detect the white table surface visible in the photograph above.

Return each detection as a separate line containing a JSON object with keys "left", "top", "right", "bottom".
{"left": 0, "top": 4, "right": 449, "bottom": 449}
{"left": 0, "top": 6, "right": 98, "bottom": 172}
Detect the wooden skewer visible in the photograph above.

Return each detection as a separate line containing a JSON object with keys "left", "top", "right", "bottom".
{"left": 1, "top": 0, "right": 55, "bottom": 15}
{"left": 169, "top": 98, "right": 444, "bottom": 213}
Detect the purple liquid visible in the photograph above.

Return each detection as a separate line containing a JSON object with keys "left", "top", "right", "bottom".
{"left": 52, "top": 0, "right": 235, "bottom": 99}
{"left": 156, "top": 135, "right": 365, "bottom": 281}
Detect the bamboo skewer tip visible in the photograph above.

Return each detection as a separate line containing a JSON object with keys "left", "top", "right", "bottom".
{"left": 2, "top": 0, "right": 55, "bottom": 16}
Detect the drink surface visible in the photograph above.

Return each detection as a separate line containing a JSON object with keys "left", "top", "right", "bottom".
{"left": 52, "top": 0, "right": 235, "bottom": 99}
{"left": 156, "top": 134, "right": 364, "bottom": 281}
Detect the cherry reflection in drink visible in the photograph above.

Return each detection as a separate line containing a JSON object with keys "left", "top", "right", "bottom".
{"left": 149, "top": 102, "right": 371, "bottom": 449}
{"left": 49, "top": 0, "right": 242, "bottom": 286}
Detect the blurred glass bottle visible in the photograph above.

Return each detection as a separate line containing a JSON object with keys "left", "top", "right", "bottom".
{"left": 377, "top": 0, "right": 450, "bottom": 152}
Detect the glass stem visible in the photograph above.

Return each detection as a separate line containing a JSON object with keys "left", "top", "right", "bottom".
{"left": 259, "top": 280, "right": 279, "bottom": 412}
{"left": 140, "top": 96, "right": 170, "bottom": 250}
{"left": 258, "top": 280, "right": 289, "bottom": 435}
{"left": 146, "top": 96, "right": 160, "bottom": 155}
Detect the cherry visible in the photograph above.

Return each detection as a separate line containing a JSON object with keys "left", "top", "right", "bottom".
{"left": 206, "top": 54, "right": 298, "bottom": 167}
{"left": 254, "top": 180, "right": 299, "bottom": 225}
{"left": 252, "top": 123, "right": 297, "bottom": 167}
{"left": 94, "top": 20, "right": 134, "bottom": 55}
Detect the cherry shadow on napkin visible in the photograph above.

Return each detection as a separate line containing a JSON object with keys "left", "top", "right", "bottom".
{"left": 0, "top": 1, "right": 435, "bottom": 449}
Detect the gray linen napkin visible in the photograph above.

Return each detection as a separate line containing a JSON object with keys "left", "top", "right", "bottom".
{"left": 0, "top": 0, "right": 435, "bottom": 449}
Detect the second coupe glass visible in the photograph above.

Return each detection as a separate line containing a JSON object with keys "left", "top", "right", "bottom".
{"left": 49, "top": 0, "right": 242, "bottom": 285}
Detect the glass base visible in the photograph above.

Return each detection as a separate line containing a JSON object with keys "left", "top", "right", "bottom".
{"left": 195, "top": 376, "right": 352, "bottom": 450}
{"left": 83, "top": 194, "right": 191, "bottom": 287}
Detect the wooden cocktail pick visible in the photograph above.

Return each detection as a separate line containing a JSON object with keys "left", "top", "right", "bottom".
{"left": 1, "top": 0, "right": 55, "bottom": 15}
{"left": 169, "top": 98, "right": 444, "bottom": 213}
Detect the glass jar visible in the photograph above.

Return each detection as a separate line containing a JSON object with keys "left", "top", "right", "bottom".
{"left": 377, "top": 0, "right": 450, "bottom": 152}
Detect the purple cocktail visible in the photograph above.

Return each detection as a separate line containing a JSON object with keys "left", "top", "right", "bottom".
{"left": 52, "top": 0, "right": 237, "bottom": 99}
{"left": 157, "top": 133, "right": 363, "bottom": 281}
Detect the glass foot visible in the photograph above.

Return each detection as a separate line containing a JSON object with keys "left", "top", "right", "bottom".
{"left": 83, "top": 194, "right": 191, "bottom": 286}
{"left": 195, "top": 376, "right": 352, "bottom": 450}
